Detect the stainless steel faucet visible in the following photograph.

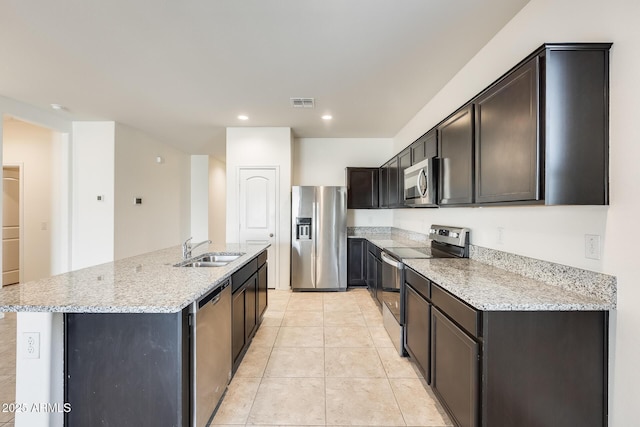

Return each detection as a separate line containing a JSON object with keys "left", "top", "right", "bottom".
{"left": 182, "top": 237, "right": 212, "bottom": 259}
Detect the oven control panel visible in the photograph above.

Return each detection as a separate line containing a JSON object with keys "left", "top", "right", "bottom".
{"left": 428, "top": 225, "right": 469, "bottom": 247}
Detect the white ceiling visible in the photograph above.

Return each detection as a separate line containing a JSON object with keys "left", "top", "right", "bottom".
{"left": 0, "top": 0, "right": 529, "bottom": 159}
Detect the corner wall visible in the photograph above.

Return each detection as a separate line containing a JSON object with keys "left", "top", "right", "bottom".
{"left": 391, "top": 0, "right": 639, "bottom": 424}
{"left": 71, "top": 122, "right": 115, "bottom": 269}
{"left": 114, "top": 123, "right": 190, "bottom": 260}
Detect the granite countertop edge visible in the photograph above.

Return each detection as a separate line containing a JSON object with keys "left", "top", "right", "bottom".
{"left": 0, "top": 243, "right": 270, "bottom": 314}
{"left": 351, "top": 233, "right": 613, "bottom": 312}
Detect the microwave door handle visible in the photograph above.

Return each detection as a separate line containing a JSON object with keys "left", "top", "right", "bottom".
{"left": 417, "top": 168, "right": 427, "bottom": 197}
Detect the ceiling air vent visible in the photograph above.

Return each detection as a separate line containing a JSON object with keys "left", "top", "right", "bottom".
{"left": 290, "top": 97, "right": 315, "bottom": 108}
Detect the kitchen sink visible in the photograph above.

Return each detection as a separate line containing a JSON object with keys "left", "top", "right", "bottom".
{"left": 198, "top": 254, "right": 242, "bottom": 263}
{"left": 174, "top": 252, "right": 244, "bottom": 268}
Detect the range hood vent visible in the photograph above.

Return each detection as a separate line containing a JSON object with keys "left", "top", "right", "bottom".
{"left": 290, "top": 97, "right": 315, "bottom": 108}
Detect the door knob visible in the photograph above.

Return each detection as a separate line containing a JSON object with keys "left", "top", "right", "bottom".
{"left": 269, "top": 233, "right": 274, "bottom": 238}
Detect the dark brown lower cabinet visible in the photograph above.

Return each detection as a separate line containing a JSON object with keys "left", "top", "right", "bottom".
{"left": 232, "top": 251, "right": 269, "bottom": 372}
{"left": 405, "top": 268, "right": 609, "bottom": 427}
{"left": 244, "top": 273, "right": 258, "bottom": 339}
{"left": 257, "top": 261, "right": 268, "bottom": 320}
{"left": 404, "top": 284, "right": 431, "bottom": 382}
{"left": 232, "top": 286, "right": 247, "bottom": 367}
{"left": 348, "top": 238, "right": 367, "bottom": 287}
{"left": 481, "top": 311, "right": 608, "bottom": 427}
{"left": 431, "top": 307, "right": 480, "bottom": 427}
{"left": 65, "top": 311, "right": 191, "bottom": 427}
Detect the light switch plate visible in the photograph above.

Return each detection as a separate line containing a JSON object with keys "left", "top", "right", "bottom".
{"left": 585, "top": 234, "right": 601, "bottom": 260}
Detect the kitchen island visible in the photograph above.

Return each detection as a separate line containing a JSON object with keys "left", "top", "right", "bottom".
{"left": 0, "top": 242, "right": 269, "bottom": 427}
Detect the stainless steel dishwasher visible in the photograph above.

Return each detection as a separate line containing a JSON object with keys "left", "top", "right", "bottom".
{"left": 191, "top": 280, "right": 232, "bottom": 427}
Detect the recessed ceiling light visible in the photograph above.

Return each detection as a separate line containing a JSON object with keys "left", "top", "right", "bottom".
{"left": 50, "top": 103, "right": 65, "bottom": 111}
{"left": 322, "top": 115, "right": 332, "bottom": 120}
{"left": 238, "top": 115, "right": 249, "bottom": 120}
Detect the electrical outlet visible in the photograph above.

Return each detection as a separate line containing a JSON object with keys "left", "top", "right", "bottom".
{"left": 23, "top": 332, "right": 40, "bottom": 359}
{"left": 585, "top": 234, "right": 601, "bottom": 260}
{"left": 497, "top": 227, "right": 505, "bottom": 245}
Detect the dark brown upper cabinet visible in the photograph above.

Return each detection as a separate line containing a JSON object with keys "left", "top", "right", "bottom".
{"left": 543, "top": 44, "right": 610, "bottom": 205}
{"left": 410, "top": 130, "right": 438, "bottom": 165}
{"left": 379, "top": 163, "right": 389, "bottom": 208}
{"left": 346, "top": 167, "right": 379, "bottom": 209}
{"left": 438, "top": 105, "right": 474, "bottom": 205}
{"left": 349, "top": 43, "right": 611, "bottom": 209}
{"left": 472, "top": 43, "right": 611, "bottom": 205}
{"left": 474, "top": 56, "right": 540, "bottom": 204}
{"left": 396, "top": 148, "right": 411, "bottom": 207}
{"left": 387, "top": 156, "right": 400, "bottom": 207}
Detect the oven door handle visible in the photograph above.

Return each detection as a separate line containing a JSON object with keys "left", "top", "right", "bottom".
{"left": 381, "top": 252, "right": 403, "bottom": 269}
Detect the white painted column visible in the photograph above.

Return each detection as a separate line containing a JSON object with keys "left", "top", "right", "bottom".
{"left": 14, "top": 312, "right": 64, "bottom": 427}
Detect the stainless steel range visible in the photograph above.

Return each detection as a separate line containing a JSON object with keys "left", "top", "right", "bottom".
{"left": 381, "top": 225, "right": 470, "bottom": 355}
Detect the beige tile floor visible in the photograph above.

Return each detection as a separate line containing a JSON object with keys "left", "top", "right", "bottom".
{"left": 212, "top": 288, "right": 452, "bottom": 427}
{"left": 0, "top": 312, "right": 16, "bottom": 427}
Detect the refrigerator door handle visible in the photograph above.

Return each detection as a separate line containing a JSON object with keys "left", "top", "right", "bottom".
{"left": 312, "top": 201, "right": 317, "bottom": 287}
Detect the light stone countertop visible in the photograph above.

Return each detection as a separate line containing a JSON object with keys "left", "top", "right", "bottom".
{"left": 0, "top": 243, "right": 269, "bottom": 313}
{"left": 349, "top": 231, "right": 613, "bottom": 311}
{"left": 348, "top": 233, "right": 428, "bottom": 250}
{"left": 404, "top": 258, "right": 613, "bottom": 311}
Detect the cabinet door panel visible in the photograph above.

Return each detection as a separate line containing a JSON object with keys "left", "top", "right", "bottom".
{"left": 232, "top": 289, "right": 246, "bottom": 365}
{"left": 438, "top": 105, "right": 474, "bottom": 205}
{"left": 411, "top": 130, "right": 438, "bottom": 165}
{"left": 346, "top": 168, "right": 379, "bottom": 208}
{"left": 388, "top": 157, "right": 400, "bottom": 207}
{"left": 347, "top": 238, "right": 366, "bottom": 286}
{"left": 245, "top": 273, "right": 258, "bottom": 340}
{"left": 397, "top": 148, "right": 411, "bottom": 207}
{"left": 379, "top": 166, "right": 389, "bottom": 208}
{"left": 431, "top": 307, "right": 479, "bottom": 427}
{"left": 475, "top": 58, "right": 540, "bottom": 203}
{"left": 258, "top": 263, "right": 268, "bottom": 321}
{"left": 404, "top": 284, "right": 431, "bottom": 382}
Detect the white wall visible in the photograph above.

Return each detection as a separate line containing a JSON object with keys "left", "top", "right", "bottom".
{"left": 391, "top": 0, "right": 639, "bottom": 424}
{"left": 71, "top": 122, "right": 115, "bottom": 269}
{"left": 226, "top": 127, "right": 292, "bottom": 289}
{"left": 294, "top": 137, "right": 394, "bottom": 227}
{"left": 3, "top": 120, "right": 55, "bottom": 282}
{"left": 114, "top": 123, "right": 190, "bottom": 259}
{"left": 190, "top": 155, "right": 209, "bottom": 242}
{"left": 208, "top": 156, "right": 226, "bottom": 244}
{"left": 293, "top": 137, "right": 393, "bottom": 185}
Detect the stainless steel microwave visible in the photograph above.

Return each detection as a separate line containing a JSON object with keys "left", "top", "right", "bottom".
{"left": 404, "top": 157, "right": 437, "bottom": 207}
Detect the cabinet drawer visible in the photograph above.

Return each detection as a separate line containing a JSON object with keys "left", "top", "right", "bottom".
{"left": 232, "top": 258, "right": 258, "bottom": 293}
{"left": 405, "top": 268, "right": 430, "bottom": 300}
{"left": 431, "top": 283, "right": 480, "bottom": 338}
{"left": 367, "top": 241, "right": 382, "bottom": 259}
{"left": 257, "top": 250, "right": 267, "bottom": 267}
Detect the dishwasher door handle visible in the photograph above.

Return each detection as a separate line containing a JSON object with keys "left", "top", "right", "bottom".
{"left": 197, "top": 281, "right": 229, "bottom": 310}
{"left": 381, "top": 252, "right": 403, "bottom": 269}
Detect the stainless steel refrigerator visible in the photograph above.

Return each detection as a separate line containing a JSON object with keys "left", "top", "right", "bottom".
{"left": 291, "top": 186, "right": 347, "bottom": 291}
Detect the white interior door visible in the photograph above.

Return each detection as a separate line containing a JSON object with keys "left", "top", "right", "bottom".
{"left": 238, "top": 168, "right": 277, "bottom": 288}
